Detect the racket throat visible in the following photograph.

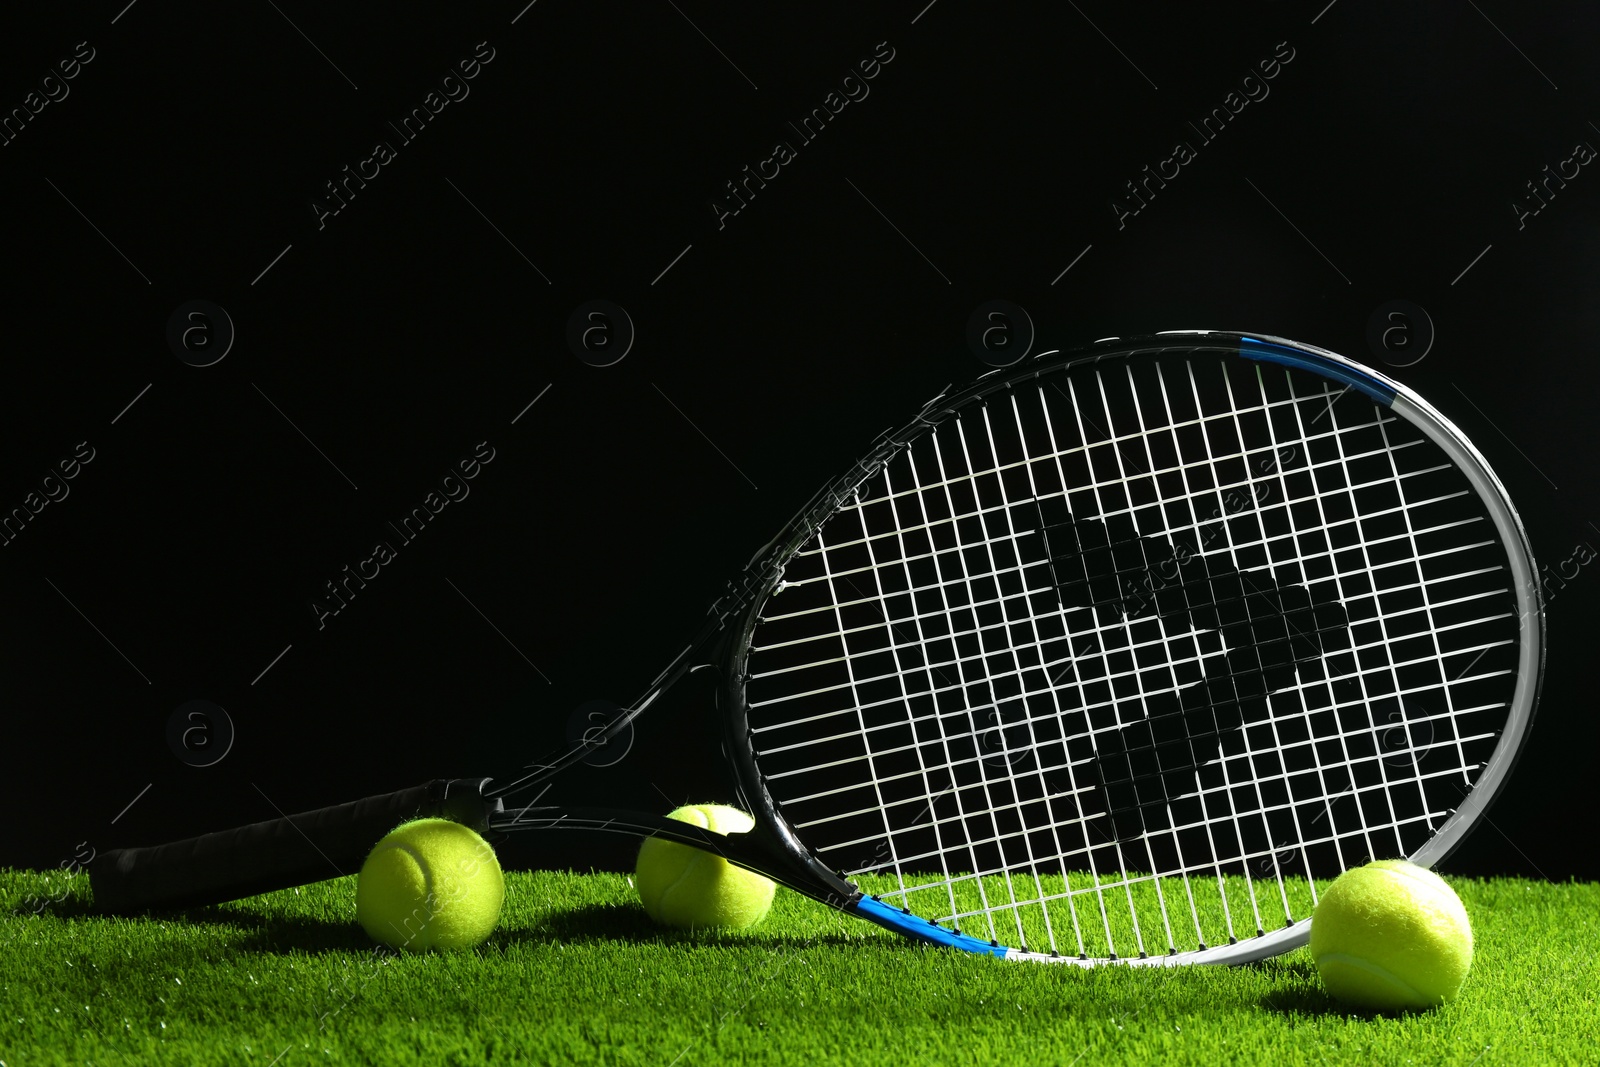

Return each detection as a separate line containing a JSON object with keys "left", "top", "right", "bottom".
{"left": 488, "top": 805, "right": 858, "bottom": 904}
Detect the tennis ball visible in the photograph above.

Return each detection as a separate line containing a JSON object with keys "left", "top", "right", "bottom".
{"left": 356, "top": 817, "right": 504, "bottom": 951}
{"left": 1309, "top": 859, "right": 1473, "bottom": 1011}
{"left": 635, "top": 804, "right": 775, "bottom": 930}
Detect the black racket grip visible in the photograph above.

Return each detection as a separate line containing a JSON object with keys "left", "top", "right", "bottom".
{"left": 90, "top": 778, "right": 500, "bottom": 914}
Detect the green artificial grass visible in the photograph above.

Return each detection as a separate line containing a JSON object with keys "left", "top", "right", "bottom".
{"left": 1, "top": 866, "right": 1595, "bottom": 1065}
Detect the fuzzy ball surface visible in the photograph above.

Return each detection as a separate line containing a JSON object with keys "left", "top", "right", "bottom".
{"left": 634, "top": 804, "right": 776, "bottom": 930}
{"left": 1309, "top": 859, "right": 1473, "bottom": 1010}
{"left": 356, "top": 817, "right": 504, "bottom": 951}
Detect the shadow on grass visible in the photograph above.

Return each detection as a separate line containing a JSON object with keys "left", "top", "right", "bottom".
{"left": 7, "top": 891, "right": 99, "bottom": 921}
{"left": 15, "top": 893, "right": 369, "bottom": 955}
{"left": 6, "top": 901, "right": 377, "bottom": 972}
{"left": 502, "top": 902, "right": 878, "bottom": 950}
{"left": 10, "top": 885, "right": 871, "bottom": 957}
{"left": 179, "top": 903, "right": 375, "bottom": 953}
{"left": 1255, "top": 958, "right": 1432, "bottom": 1019}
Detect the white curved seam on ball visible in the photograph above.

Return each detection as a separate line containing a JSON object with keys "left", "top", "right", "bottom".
{"left": 658, "top": 853, "right": 711, "bottom": 925}
{"left": 1314, "top": 952, "right": 1430, "bottom": 1002}
{"left": 657, "top": 808, "right": 715, "bottom": 925}
{"left": 386, "top": 842, "right": 434, "bottom": 947}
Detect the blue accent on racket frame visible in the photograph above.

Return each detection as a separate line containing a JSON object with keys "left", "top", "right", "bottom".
{"left": 852, "top": 895, "right": 1013, "bottom": 958}
{"left": 1237, "top": 336, "right": 1397, "bottom": 406}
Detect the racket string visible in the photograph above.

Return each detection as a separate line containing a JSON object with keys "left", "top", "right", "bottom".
{"left": 750, "top": 592, "right": 1512, "bottom": 755}
{"left": 742, "top": 349, "right": 1525, "bottom": 961}
{"left": 779, "top": 435, "right": 1434, "bottom": 594}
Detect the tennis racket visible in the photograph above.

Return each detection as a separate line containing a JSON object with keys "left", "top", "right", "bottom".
{"left": 92, "top": 331, "right": 1543, "bottom": 967}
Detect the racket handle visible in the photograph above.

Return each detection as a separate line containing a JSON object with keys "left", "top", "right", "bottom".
{"left": 90, "top": 778, "right": 500, "bottom": 914}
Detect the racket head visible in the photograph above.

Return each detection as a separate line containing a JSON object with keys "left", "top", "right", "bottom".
{"left": 719, "top": 330, "right": 1542, "bottom": 965}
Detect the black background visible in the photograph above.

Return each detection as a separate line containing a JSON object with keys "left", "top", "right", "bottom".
{"left": 1, "top": 2, "right": 1594, "bottom": 884}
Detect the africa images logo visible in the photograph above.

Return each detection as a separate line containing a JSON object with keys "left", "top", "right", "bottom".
{"left": 309, "top": 441, "right": 496, "bottom": 629}
{"left": 310, "top": 41, "right": 497, "bottom": 230}
{"left": 709, "top": 41, "right": 896, "bottom": 230}
{"left": 1109, "top": 40, "right": 1296, "bottom": 229}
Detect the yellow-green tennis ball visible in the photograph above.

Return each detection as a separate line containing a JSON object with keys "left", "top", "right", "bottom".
{"left": 1310, "top": 859, "right": 1473, "bottom": 1011}
{"left": 635, "top": 804, "right": 775, "bottom": 930}
{"left": 356, "top": 817, "right": 504, "bottom": 951}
